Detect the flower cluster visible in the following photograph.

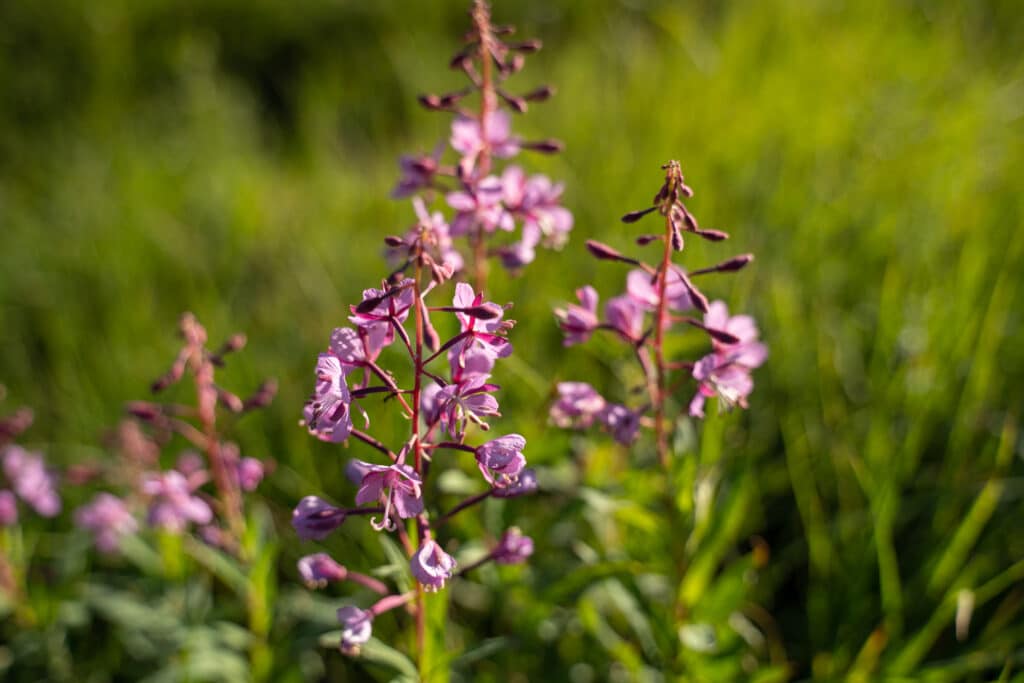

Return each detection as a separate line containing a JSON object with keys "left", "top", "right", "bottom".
{"left": 73, "top": 313, "right": 274, "bottom": 554}
{"left": 390, "top": 0, "right": 571, "bottom": 287}
{"left": 552, "top": 161, "right": 766, "bottom": 463}
{"left": 294, "top": 275, "right": 536, "bottom": 654}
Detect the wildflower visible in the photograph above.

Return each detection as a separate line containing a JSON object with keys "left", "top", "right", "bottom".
{"left": 348, "top": 279, "right": 416, "bottom": 344}
{"left": 449, "top": 283, "right": 512, "bottom": 360}
{"left": 492, "top": 527, "right": 534, "bottom": 565}
{"left": 354, "top": 462, "right": 424, "bottom": 531}
{"left": 475, "top": 434, "right": 527, "bottom": 487}
{"left": 626, "top": 267, "right": 692, "bottom": 311}
{"left": 689, "top": 354, "right": 757, "bottom": 418}
{"left": 298, "top": 553, "right": 348, "bottom": 588}
{"left": 75, "top": 493, "right": 137, "bottom": 553}
{"left": 337, "top": 606, "right": 374, "bottom": 655}
{"left": 703, "top": 301, "right": 768, "bottom": 366}
{"left": 493, "top": 468, "right": 538, "bottom": 498}
{"left": 437, "top": 376, "right": 501, "bottom": 439}
{"left": 292, "top": 495, "right": 349, "bottom": 541}
{"left": 412, "top": 197, "right": 464, "bottom": 274}
{"left": 502, "top": 166, "right": 573, "bottom": 249}
{"left": 550, "top": 382, "right": 606, "bottom": 428}
{"left": 303, "top": 354, "right": 353, "bottom": 443}
{"left": 605, "top": 296, "right": 645, "bottom": 342}
{"left": 410, "top": 538, "right": 457, "bottom": 591}
{"left": 2, "top": 445, "right": 61, "bottom": 517}
{"left": 447, "top": 176, "right": 510, "bottom": 236}
{"left": 392, "top": 144, "right": 444, "bottom": 198}
{"left": 554, "top": 286, "right": 599, "bottom": 346}
{"left": 450, "top": 111, "right": 520, "bottom": 173}
{"left": 599, "top": 404, "right": 641, "bottom": 445}
{"left": 142, "top": 470, "right": 213, "bottom": 533}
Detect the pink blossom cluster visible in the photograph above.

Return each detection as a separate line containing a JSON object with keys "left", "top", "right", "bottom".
{"left": 389, "top": 0, "right": 571, "bottom": 285}
{"left": 552, "top": 161, "right": 766, "bottom": 461}
{"left": 73, "top": 314, "right": 274, "bottom": 554}
{"left": 0, "top": 404, "right": 60, "bottom": 527}
{"left": 294, "top": 273, "right": 536, "bottom": 654}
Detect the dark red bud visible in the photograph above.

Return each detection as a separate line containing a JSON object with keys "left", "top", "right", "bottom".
{"left": 418, "top": 94, "right": 444, "bottom": 110}
{"left": 636, "top": 234, "right": 661, "bottom": 245}
{"left": 499, "top": 90, "right": 527, "bottom": 113}
{"left": 384, "top": 235, "right": 406, "bottom": 247}
{"left": 511, "top": 39, "right": 542, "bottom": 53}
{"left": 493, "top": 24, "right": 516, "bottom": 36}
{"left": 523, "top": 85, "right": 555, "bottom": 101}
{"left": 585, "top": 239, "right": 624, "bottom": 261}
{"left": 717, "top": 254, "right": 754, "bottom": 271}
{"left": 670, "top": 222, "right": 684, "bottom": 251}
{"left": 127, "top": 401, "right": 161, "bottom": 421}
{"left": 695, "top": 229, "right": 729, "bottom": 241}
{"left": 681, "top": 274, "right": 709, "bottom": 313}
{"left": 704, "top": 327, "right": 740, "bottom": 345}
{"left": 622, "top": 206, "right": 657, "bottom": 223}
{"left": 681, "top": 184, "right": 694, "bottom": 198}
{"left": 529, "top": 139, "right": 564, "bottom": 153}
{"left": 355, "top": 295, "right": 386, "bottom": 314}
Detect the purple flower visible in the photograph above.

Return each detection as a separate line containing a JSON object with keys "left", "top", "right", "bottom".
{"left": 554, "top": 286, "right": 599, "bottom": 346}
{"left": 75, "top": 493, "right": 137, "bottom": 553}
{"left": 412, "top": 197, "right": 464, "bottom": 274}
{"left": 236, "top": 457, "right": 264, "bottom": 492}
{"left": 502, "top": 166, "right": 573, "bottom": 249}
{"left": 449, "top": 283, "right": 512, "bottom": 361}
{"left": 605, "top": 296, "right": 645, "bottom": 341}
{"left": 448, "top": 346, "right": 495, "bottom": 385}
{"left": 348, "top": 279, "right": 416, "bottom": 346}
{"left": 391, "top": 144, "right": 443, "bottom": 198}
{"left": 689, "top": 355, "right": 757, "bottom": 418}
{"left": 550, "top": 382, "right": 607, "bottom": 428}
{"left": 626, "top": 267, "right": 693, "bottom": 312}
{"left": 492, "top": 527, "right": 534, "bottom": 565}
{"left": 493, "top": 468, "right": 538, "bottom": 498}
{"left": 298, "top": 552, "right": 347, "bottom": 588}
{"left": 437, "top": 376, "right": 501, "bottom": 440}
{"left": 475, "top": 434, "right": 527, "bottom": 488}
{"left": 703, "top": 301, "right": 768, "bottom": 366}
{"left": 303, "top": 354, "right": 353, "bottom": 443}
{"left": 142, "top": 470, "right": 213, "bottom": 533}
{"left": 2, "top": 445, "right": 61, "bottom": 517}
{"left": 599, "top": 404, "right": 641, "bottom": 445}
{"left": 354, "top": 462, "right": 424, "bottom": 531}
{"left": 337, "top": 605, "right": 374, "bottom": 655}
{"left": 450, "top": 111, "right": 520, "bottom": 173}
{"left": 410, "top": 538, "right": 456, "bottom": 592}
{"left": 447, "top": 176, "right": 511, "bottom": 236}
{"left": 292, "top": 495, "right": 348, "bottom": 541}
{"left": 0, "top": 490, "right": 17, "bottom": 526}
{"left": 330, "top": 326, "right": 387, "bottom": 370}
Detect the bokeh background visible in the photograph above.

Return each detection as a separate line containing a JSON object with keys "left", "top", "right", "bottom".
{"left": 2, "top": 0, "right": 1023, "bottom": 680}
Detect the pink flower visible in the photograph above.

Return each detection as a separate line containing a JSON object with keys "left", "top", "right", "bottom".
{"left": 142, "top": 470, "right": 212, "bottom": 533}
{"left": 354, "top": 462, "right": 424, "bottom": 531}
{"left": 75, "top": 493, "right": 137, "bottom": 553}
{"left": 2, "top": 446, "right": 60, "bottom": 517}
{"left": 703, "top": 301, "right": 768, "bottom": 366}
{"left": 298, "top": 552, "right": 347, "bottom": 588}
{"left": 492, "top": 527, "right": 534, "bottom": 565}
{"left": 0, "top": 490, "right": 18, "bottom": 526}
{"left": 554, "top": 286, "right": 599, "bottom": 346}
{"left": 411, "top": 197, "right": 464, "bottom": 274}
{"left": 348, "top": 279, "right": 416, "bottom": 347}
{"left": 605, "top": 295, "right": 645, "bottom": 341}
{"left": 450, "top": 110, "right": 520, "bottom": 173}
{"left": 391, "top": 144, "right": 443, "bottom": 198}
{"left": 550, "top": 382, "right": 606, "bottom": 428}
{"left": 493, "top": 468, "right": 538, "bottom": 498}
{"left": 689, "top": 355, "right": 756, "bottom": 418}
{"left": 626, "top": 267, "right": 693, "bottom": 312}
{"left": 292, "top": 495, "right": 348, "bottom": 541}
{"left": 448, "top": 283, "right": 512, "bottom": 361}
{"left": 502, "top": 166, "right": 573, "bottom": 249}
{"left": 410, "top": 538, "right": 457, "bottom": 591}
{"left": 303, "top": 354, "right": 353, "bottom": 443}
{"left": 437, "top": 376, "right": 501, "bottom": 440}
{"left": 446, "top": 176, "right": 511, "bottom": 236}
{"left": 475, "top": 434, "right": 527, "bottom": 488}
{"left": 337, "top": 606, "right": 373, "bottom": 655}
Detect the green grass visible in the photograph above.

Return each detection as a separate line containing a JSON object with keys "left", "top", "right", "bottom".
{"left": 1, "top": 0, "right": 1023, "bottom": 680}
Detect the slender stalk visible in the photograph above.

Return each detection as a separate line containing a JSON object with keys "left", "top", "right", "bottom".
{"left": 471, "top": 0, "right": 496, "bottom": 290}
{"left": 409, "top": 248, "right": 428, "bottom": 673}
{"left": 651, "top": 211, "right": 674, "bottom": 466}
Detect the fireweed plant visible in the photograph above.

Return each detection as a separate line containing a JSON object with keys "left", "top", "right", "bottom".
{"left": 391, "top": 0, "right": 570, "bottom": 291}
{"left": 75, "top": 312, "right": 276, "bottom": 557}
{"left": 553, "top": 161, "right": 766, "bottom": 466}
{"left": 292, "top": 2, "right": 557, "bottom": 671}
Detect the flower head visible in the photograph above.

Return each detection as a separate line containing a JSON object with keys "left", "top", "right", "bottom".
{"left": 550, "top": 382, "right": 606, "bottom": 428}
{"left": 2, "top": 445, "right": 61, "bottom": 517}
{"left": 298, "top": 552, "right": 348, "bottom": 588}
{"left": 292, "top": 495, "right": 348, "bottom": 541}
{"left": 599, "top": 404, "right": 641, "bottom": 445}
{"left": 75, "top": 493, "right": 137, "bottom": 553}
{"left": 475, "top": 434, "right": 527, "bottom": 488}
{"left": 337, "top": 606, "right": 374, "bottom": 655}
{"left": 555, "top": 286, "right": 599, "bottom": 346}
{"left": 437, "top": 377, "right": 501, "bottom": 440}
{"left": 303, "top": 354, "right": 353, "bottom": 443}
{"left": 410, "top": 538, "right": 457, "bottom": 592}
{"left": 492, "top": 527, "right": 534, "bottom": 565}
{"left": 142, "top": 470, "right": 212, "bottom": 533}
{"left": 451, "top": 110, "right": 520, "bottom": 174}
{"left": 354, "top": 462, "right": 424, "bottom": 531}
{"left": 493, "top": 468, "right": 538, "bottom": 498}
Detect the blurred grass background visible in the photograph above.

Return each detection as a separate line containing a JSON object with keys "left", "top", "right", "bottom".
{"left": 2, "top": 0, "right": 1023, "bottom": 680}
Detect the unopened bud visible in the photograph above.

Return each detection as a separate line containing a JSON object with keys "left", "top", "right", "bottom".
{"left": 243, "top": 379, "right": 278, "bottom": 411}
{"left": 586, "top": 240, "right": 626, "bottom": 262}
{"left": 511, "top": 39, "right": 542, "bottom": 53}
{"left": 622, "top": 206, "right": 656, "bottom": 223}
{"left": 716, "top": 254, "right": 753, "bottom": 271}
{"left": 499, "top": 90, "right": 527, "bottom": 113}
{"left": 523, "top": 85, "right": 555, "bottom": 101}
{"left": 522, "top": 139, "right": 564, "bottom": 154}
{"left": 384, "top": 235, "right": 406, "bottom": 247}
{"left": 670, "top": 222, "right": 684, "bottom": 251}
{"left": 695, "top": 229, "right": 729, "bottom": 242}
{"left": 418, "top": 94, "right": 444, "bottom": 110}
{"left": 636, "top": 234, "right": 661, "bottom": 245}
{"left": 507, "top": 54, "right": 526, "bottom": 74}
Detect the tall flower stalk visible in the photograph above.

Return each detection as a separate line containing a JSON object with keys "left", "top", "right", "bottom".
{"left": 393, "top": 0, "right": 571, "bottom": 291}
{"left": 553, "top": 161, "right": 766, "bottom": 465}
